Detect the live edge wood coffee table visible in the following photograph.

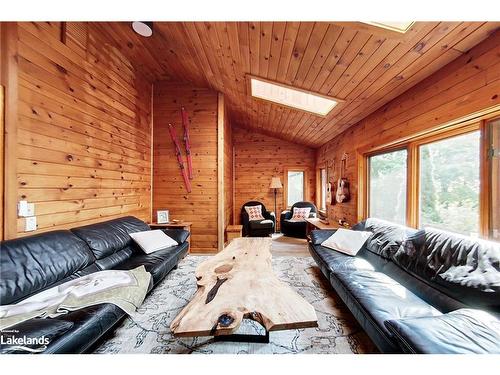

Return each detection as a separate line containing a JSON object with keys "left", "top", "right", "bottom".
{"left": 170, "top": 237, "right": 318, "bottom": 342}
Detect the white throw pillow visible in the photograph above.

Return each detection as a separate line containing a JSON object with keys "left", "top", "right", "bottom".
{"left": 321, "top": 228, "right": 372, "bottom": 256}
{"left": 244, "top": 205, "right": 265, "bottom": 221}
{"left": 291, "top": 207, "right": 311, "bottom": 221}
{"left": 129, "top": 230, "right": 178, "bottom": 254}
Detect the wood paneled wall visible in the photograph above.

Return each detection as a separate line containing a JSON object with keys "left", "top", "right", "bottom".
{"left": 233, "top": 126, "right": 316, "bottom": 226}
{"left": 153, "top": 82, "right": 219, "bottom": 253}
{"left": 317, "top": 30, "right": 500, "bottom": 226}
{"left": 1, "top": 22, "right": 152, "bottom": 239}
{"left": 223, "top": 102, "right": 234, "bottom": 231}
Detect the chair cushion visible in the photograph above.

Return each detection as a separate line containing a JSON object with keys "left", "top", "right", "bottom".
{"left": 385, "top": 309, "right": 500, "bottom": 354}
{"left": 0, "top": 231, "right": 95, "bottom": 305}
{"left": 249, "top": 220, "right": 274, "bottom": 230}
{"left": 331, "top": 268, "right": 442, "bottom": 339}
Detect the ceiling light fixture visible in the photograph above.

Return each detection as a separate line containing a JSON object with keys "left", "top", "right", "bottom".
{"left": 249, "top": 76, "right": 341, "bottom": 117}
{"left": 132, "top": 21, "right": 153, "bottom": 37}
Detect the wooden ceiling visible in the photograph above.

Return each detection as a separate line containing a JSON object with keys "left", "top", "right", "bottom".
{"left": 97, "top": 21, "right": 499, "bottom": 147}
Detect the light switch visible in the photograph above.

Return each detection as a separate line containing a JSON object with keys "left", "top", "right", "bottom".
{"left": 25, "top": 216, "right": 37, "bottom": 232}
{"left": 18, "top": 200, "right": 29, "bottom": 217}
{"left": 26, "top": 203, "right": 35, "bottom": 216}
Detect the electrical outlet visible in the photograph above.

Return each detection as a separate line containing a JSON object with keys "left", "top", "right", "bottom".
{"left": 25, "top": 216, "right": 37, "bottom": 232}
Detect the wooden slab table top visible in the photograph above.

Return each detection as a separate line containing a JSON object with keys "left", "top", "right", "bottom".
{"left": 170, "top": 237, "right": 318, "bottom": 338}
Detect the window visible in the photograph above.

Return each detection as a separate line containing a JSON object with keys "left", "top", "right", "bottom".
{"left": 488, "top": 118, "right": 500, "bottom": 240}
{"left": 368, "top": 149, "right": 408, "bottom": 225}
{"left": 319, "top": 168, "right": 327, "bottom": 211}
{"left": 419, "top": 131, "right": 480, "bottom": 237}
{"left": 249, "top": 76, "right": 340, "bottom": 116}
{"left": 286, "top": 170, "right": 305, "bottom": 207}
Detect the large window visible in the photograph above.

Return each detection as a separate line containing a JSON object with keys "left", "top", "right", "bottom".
{"left": 368, "top": 149, "right": 407, "bottom": 225}
{"left": 286, "top": 170, "right": 305, "bottom": 207}
{"left": 363, "top": 116, "right": 499, "bottom": 240}
{"left": 419, "top": 131, "right": 480, "bottom": 237}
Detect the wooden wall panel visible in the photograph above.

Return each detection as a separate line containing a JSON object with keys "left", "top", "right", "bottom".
{"left": 317, "top": 30, "right": 500, "bottom": 227}
{"left": 224, "top": 101, "right": 234, "bottom": 232}
{"left": 233, "top": 127, "right": 316, "bottom": 227}
{"left": 2, "top": 22, "right": 152, "bottom": 238}
{"left": 153, "top": 83, "right": 219, "bottom": 253}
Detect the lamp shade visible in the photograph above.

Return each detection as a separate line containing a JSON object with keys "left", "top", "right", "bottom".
{"left": 270, "top": 177, "right": 283, "bottom": 189}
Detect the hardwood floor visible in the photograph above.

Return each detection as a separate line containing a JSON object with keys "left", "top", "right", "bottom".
{"left": 270, "top": 233, "right": 310, "bottom": 257}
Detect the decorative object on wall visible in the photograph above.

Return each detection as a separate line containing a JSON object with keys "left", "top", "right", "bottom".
{"left": 156, "top": 210, "right": 170, "bottom": 224}
{"left": 270, "top": 177, "right": 283, "bottom": 232}
{"left": 167, "top": 123, "right": 192, "bottom": 193}
{"left": 131, "top": 22, "right": 153, "bottom": 37}
{"left": 326, "top": 159, "right": 333, "bottom": 205}
{"left": 181, "top": 107, "right": 193, "bottom": 180}
{"left": 335, "top": 153, "right": 350, "bottom": 204}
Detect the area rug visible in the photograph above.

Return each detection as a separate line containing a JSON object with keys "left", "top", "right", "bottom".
{"left": 95, "top": 256, "right": 378, "bottom": 354}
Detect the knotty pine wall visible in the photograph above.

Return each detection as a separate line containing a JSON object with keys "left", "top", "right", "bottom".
{"left": 233, "top": 126, "right": 316, "bottom": 226}
{"left": 224, "top": 105, "right": 234, "bottom": 231}
{"left": 1, "top": 22, "right": 152, "bottom": 239}
{"left": 317, "top": 30, "right": 500, "bottom": 226}
{"left": 153, "top": 83, "right": 220, "bottom": 253}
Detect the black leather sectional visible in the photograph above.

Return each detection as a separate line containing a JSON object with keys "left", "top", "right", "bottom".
{"left": 309, "top": 218, "right": 500, "bottom": 353}
{"left": 0, "top": 216, "right": 189, "bottom": 354}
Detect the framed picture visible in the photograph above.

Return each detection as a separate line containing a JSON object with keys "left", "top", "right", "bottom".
{"left": 156, "top": 210, "right": 169, "bottom": 224}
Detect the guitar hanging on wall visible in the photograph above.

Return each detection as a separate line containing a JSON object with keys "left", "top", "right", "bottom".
{"left": 335, "top": 153, "right": 350, "bottom": 204}
{"left": 167, "top": 123, "right": 192, "bottom": 193}
{"left": 326, "top": 159, "right": 333, "bottom": 205}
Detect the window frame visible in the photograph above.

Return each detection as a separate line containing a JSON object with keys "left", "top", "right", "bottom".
{"left": 284, "top": 167, "right": 307, "bottom": 209}
{"left": 316, "top": 165, "right": 327, "bottom": 215}
{"left": 359, "top": 109, "right": 500, "bottom": 239}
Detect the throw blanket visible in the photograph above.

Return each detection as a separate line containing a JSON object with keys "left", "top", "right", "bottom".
{"left": 0, "top": 266, "right": 151, "bottom": 330}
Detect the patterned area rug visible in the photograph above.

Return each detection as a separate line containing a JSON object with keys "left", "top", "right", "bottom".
{"left": 95, "top": 256, "right": 377, "bottom": 354}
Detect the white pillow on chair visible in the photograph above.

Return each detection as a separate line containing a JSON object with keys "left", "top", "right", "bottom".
{"left": 130, "top": 230, "right": 178, "bottom": 254}
{"left": 321, "top": 228, "right": 372, "bottom": 256}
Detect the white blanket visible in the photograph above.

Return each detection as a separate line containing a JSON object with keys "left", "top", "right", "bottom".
{"left": 0, "top": 266, "right": 151, "bottom": 330}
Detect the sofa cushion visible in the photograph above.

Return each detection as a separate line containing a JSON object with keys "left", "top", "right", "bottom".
{"left": 71, "top": 216, "right": 150, "bottom": 260}
{"left": 394, "top": 227, "right": 500, "bottom": 309}
{"left": 115, "top": 242, "right": 189, "bottom": 286}
{"left": 309, "top": 244, "right": 375, "bottom": 277}
{"left": 0, "top": 231, "right": 95, "bottom": 305}
{"left": 331, "top": 268, "right": 442, "bottom": 339}
{"left": 385, "top": 309, "right": 500, "bottom": 354}
{"left": 0, "top": 318, "right": 74, "bottom": 354}
{"left": 161, "top": 229, "right": 190, "bottom": 244}
{"left": 43, "top": 303, "right": 125, "bottom": 354}
{"left": 355, "top": 218, "right": 419, "bottom": 260}
{"left": 310, "top": 229, "right": 336, "bottom": 245}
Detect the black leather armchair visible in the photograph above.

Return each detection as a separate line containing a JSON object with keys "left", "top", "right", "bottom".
{"left": 240, "top": 201, "right": 275, "bottom": 237}
{"left": 280, "top": 201, "right": 317, "bottom": 238}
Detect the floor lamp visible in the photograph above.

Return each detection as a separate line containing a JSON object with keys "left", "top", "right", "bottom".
{"left": 270, "top": 177, "right": 283, "bottom": 233}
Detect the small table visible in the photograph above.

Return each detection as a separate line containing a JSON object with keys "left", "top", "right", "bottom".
{"left": 150, "top": 222, "right": 193, "bottom": 252}
{"left": 226, "top": 225, "right": 243, "bottom": 243}
{"left": 305, "top": 218, "right": 341, "bottom": 239}
{"left": 170, "top": 237, "right": 318, "bottom": 341}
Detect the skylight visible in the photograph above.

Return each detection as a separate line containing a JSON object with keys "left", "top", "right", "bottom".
{"left": 249, "top": 77, "right": 340, "bottom": 117}
{"left": 362, "top": 22, "right": 415, "bottom": 33}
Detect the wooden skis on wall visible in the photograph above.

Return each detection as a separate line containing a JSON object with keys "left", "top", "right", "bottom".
{"left": 168, "top": 123, "right": 192, "bottom": 193}
{"left": 181, "top": 106, "right": 193, "bottom": 180}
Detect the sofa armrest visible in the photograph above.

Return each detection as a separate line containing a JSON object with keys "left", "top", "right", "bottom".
{"left": 160, "top": 228, "right": 190, "bottom": 244}
{"left": 264, "top": 211, "right": 276, "bottom": 224}
{"left": 384, "top": 309, "right": 500, "bottom": 354}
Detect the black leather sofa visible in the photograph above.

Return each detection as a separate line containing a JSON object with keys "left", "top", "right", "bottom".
{"left": 280, "top": 201, "right": 317, "bottom": 238}
{"left": 240, "top": 201, "right": 276, "bottom": 237}
{"left": 0, "top": 216, "right": 189, "bottom": 354}
{"left": 309, "top": 218, "right": 500, "bottom": 353}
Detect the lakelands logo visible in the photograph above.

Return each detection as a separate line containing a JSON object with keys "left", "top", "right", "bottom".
{"left": 1, "top": 330, "right": 50, "bottom": 353}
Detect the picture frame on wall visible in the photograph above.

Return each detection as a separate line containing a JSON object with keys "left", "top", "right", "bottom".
{"left": 156, "top": 210, "right": 169, "bottom": 224}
